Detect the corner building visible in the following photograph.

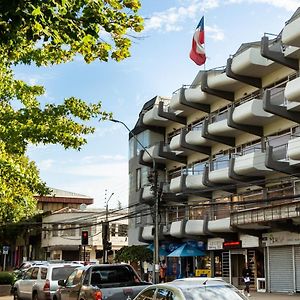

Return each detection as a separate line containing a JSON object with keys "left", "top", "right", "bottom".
{"left": 128, "top": 8, "right": 300, "bottom": 293}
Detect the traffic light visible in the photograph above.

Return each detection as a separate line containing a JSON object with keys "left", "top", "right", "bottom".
{"left": 105, "top": 241, "right": 112, "bottom": 251}
{"left": 81, "top": 230, "right": 89, "bottom": 245}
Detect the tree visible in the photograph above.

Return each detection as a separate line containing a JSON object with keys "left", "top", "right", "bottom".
{"left": 115, "top": 245, "right": 153, "bottom": 264}
{"left": 0, "top": 0, "right": 144, "bottom": 224}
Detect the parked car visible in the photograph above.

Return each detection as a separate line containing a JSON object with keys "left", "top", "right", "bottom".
{"left": 13, "top": 262, "right": 82, "bottom": 300}
{"left": 13, "top": 261, "right": 47, "bottom": 279}
{"left": 55, "top": 263, "right": 152, "bottom": 300}
{"left": 133, "top": 277, "right": 248, "bottom": 300}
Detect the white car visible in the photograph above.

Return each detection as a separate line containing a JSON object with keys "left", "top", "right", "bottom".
{"left": 133, "top": 277, "right": 248, "bottom": 300}
{"left": 13, "top": 262, "right": 82, "bottom": 300}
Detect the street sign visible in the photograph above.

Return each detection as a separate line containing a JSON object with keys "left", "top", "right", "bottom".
{"left": 2, "top": 246, "right": 9, "bottom": 254}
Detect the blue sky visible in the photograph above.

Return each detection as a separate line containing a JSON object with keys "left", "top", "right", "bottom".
{"left": 20, "top": 0, "right": 300, "bottom": 209}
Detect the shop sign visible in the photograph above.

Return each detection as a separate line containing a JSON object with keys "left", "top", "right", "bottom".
{"left": 223, "top": 241, "right": 242, "bottom": 250}
{"left": 207, "top": 238, "right": 224, "bottom": 250}
{"left": 240, "top": 234, "right": 259, "bottom": 248}
{"left": 262, "top": 231, "right": 300, "bottom": 246}
{"left": 195, "top": 269, "right": 211, "bottom": 277}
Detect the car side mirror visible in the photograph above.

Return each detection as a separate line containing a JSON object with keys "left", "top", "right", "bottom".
{"left": 58, "top": 280, "right": 66, "bottom": 286}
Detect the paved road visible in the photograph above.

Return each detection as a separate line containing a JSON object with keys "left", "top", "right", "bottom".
{"left": 1, "top": 292, "right": 300, "bottom": 300}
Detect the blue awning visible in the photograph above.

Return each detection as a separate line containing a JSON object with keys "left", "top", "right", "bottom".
{"left": 147, "top": 243, "right": 169, "bottom": 256}
{"left": 167, "top": 243, "right": 206, "bottom": 257}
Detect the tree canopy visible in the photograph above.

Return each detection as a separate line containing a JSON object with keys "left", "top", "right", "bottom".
{"left": 115, "top": 245, "right": 153, "bottom": 263}
{"left": 0, "top": 0, "right": 143, "bottom": 224}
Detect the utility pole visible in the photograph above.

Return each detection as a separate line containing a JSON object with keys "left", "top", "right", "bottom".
{"left": 103, "top": 192, "right": 114, "bottom": 263}
{"left": 109, "top": 119, "right": 160, "bottom": 284}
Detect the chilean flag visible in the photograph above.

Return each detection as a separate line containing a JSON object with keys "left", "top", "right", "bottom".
{"left": 189, "top": 16, "right": 206, "bottom": 66}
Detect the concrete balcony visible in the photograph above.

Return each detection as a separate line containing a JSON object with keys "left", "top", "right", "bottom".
{"left": 232, "top": 99, "right": 274, "bottom": 126}
{"left": 170, "top": 176, "right": 183, "bottom": 193}
{"left": 185, "top": 220, "right": 205, "bottom": 235}
{"left": 207, "top": 218, "right": 232, "bottom": 233}
{"left": 142, "top": 144, "right": 165, "bottom": 164}
{"left": 288, "top": 136, "right": 300, "bottom": 160}
{"left": 282, "top": 14, "right": 300, "bottom": 47}
{"left": 208, "top": 118, "right": 239, "bottom": 137}
{"left": 185, "top": 129, "right": 215, "bottom": 146}
{"left": 207, "top": 70, "right": 244, "bottom": 92}
{"left": 170, "top": 220, "right": 185, "bottom": 238}
{"left": 231, "top": 46, "right": 275, "bottom": 77}
{"left": 141, "top": 225, "right": 154, "bottom": 241}
{"left": 170, "top": 134, "right": 181, "bottom": 151}
{"left": 209, "top": 166, "right": 233, "bottom": 184}
{"left": 141, "top": 185, "right": 154, "bottom": 201}
{"left": 184, "top": 86, "right": 222, "bottom": 105}
{"left": 234, "top": 150, "right": 271, "bottom": 177}
{"left": 143, "top": 105, "right": 169, "bottom": 127}
{"left": 285, "top": 77, "right": 300, "bottom": 103}
{"left": 185, "top": 174, "right": 206, "bottom": 190}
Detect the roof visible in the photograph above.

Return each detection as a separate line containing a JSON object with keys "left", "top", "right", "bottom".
{"left": 47, "top": 188, "right": 92, "bottom": 199}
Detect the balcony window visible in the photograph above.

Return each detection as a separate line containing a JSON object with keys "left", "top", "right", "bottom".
{"left": 136, "top": 168, "right": 141, "bottom": 191}
{"left": 167, "top": 206, "right": 186, "bottom": 222}
{"left": 168, "top": 167, "right": 186, "bottom": 180}
{"left": 191, "top": 121, "right": 203, "bottom": 131}
{"left": 235, "top": 140, "right": 263, "bottom": 156}
{"left": 118, "top": 224, "right": 128, "bottom": 237}
{"left": 189, "top": 205, "right": 208, "bottom": 220}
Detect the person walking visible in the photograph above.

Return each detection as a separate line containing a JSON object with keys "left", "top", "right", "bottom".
{"left": 159, "top": 260, "right": 167, "bottom": 283}
{"left": 242, "top": 264, "right": 252, "bottom": 297}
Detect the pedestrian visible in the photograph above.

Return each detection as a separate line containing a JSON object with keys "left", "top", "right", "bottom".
{"left": 242, "top": 264, "right": 252, "bottom": 297}
{"left": 159, "top": 260, "right": 167, "bottom": 283}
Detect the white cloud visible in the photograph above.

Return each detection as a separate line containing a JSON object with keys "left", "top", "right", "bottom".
{"left": 206, "top": 25, "right": 225, "bottom": 41}
{"left": 39, "top": 159, "right": 55, "bottom": 170}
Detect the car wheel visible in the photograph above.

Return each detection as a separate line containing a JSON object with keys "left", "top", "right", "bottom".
{"left": 32, "top": 292, "right": 39, "bottom": 300}
{"left": 13, "top": 289, "right": 21, "bottom": 300}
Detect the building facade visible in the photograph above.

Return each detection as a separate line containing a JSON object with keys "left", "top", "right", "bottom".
{"left": 42, "top": 207, "right": 128, "bottom": 262}
{"left": 128, "top": 8, "right": 300, "bottom": 293}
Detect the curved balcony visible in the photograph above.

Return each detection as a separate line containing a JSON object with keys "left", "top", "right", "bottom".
{"left": 233, "top": 150, "right": 271, "bottom": 177}
{"left": 207, "top": 70, "right": 244, "bottom": 92}
{"left": 143, "top": 105, "right": 169, "bottom": 127}
{"left": 141, "top": 225, "right": 154, "bottom": 241}
{"left": 170, "top": 175, "right": 184, "bottom": 193}
{"left": 207, "top": 218, "right": 232, "bottom": 233}
{"left": 208, "top": 118, "right": 239, "bottom": 137}
{"left": 185, "top": 86, "right": 222, "bottom": 105}
{"left": 141, "top": 185, "right": 154, "bottom": 202}
{"left": 232, "top": 99, "right": 274, "bottom": 126}
{"left": 141, "top": 144, "right": 165, "bottom": 164}
{"left": 285, "top": 77, "right": 300, "bottom": 103}
{"left": 185, "top": 220, "right": 205, "bottom": 235}
{"left": 185, "top": 174, "right": 206, "bottom": 190}
{"left": 170, "top": 89, "right": 200, "bottom": 115}
{"left": 231, "top": 46, "right": 275, "bottom": 77}
{"left": 282, "top": 14, "right": 300, "bottom": 47}
{"left": 208, "top": 158, "right": 234, "bottom": 184}
{"left": 170, "top": 220, "right": 185, "bottom": 238}
{"left": 170, "top": 134, "right": 182, "bottom": 152}
{"left": 185, "top": 129, "right": 215, "bottom": 147}
{"left": 288, "top": 136, "right": 300, "bottom": 161}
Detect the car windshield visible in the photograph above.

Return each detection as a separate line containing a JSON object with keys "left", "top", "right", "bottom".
{"left": 181, "top": 285, "right": 248, "bottom": 300}
{"left": 52, "top": 267, "right": 79, "bottom": 281}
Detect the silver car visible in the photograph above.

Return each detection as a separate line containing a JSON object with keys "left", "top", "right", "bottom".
{"left": 13, "top": 263, "right": 82, "bottom": 300}
{"left": 133, "top": 277, "right": 248, "bottom": 300}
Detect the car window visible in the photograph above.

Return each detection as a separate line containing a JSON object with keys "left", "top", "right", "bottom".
{"left": 156, "top": 289, "right": 175, "bottom": 300}
{"left": 135, "top": 288, "right": 156, "bottom": 300}
{"left": 41, "top": 268, "right": 48, "bottom": 280}
{"left": 31, "top": 267, "right": 39, "bottom": 280}
{"left": 52, "top": 266, "right": 79, "bottom": 281}
{"left": 83, "top": 268, "right": 90, "bottom": 285}
{"left": 23, "top": 268, "right": 33, "bottom": 280}
{"left": 65, "top": 269, "right": 84, "bottom": 286}
{"left": 181, "top": 285, "right": 248, "bottom": 300}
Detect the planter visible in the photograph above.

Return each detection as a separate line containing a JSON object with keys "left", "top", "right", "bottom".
{"left": 0, "top": 285, "right": 12, "bottom": 296}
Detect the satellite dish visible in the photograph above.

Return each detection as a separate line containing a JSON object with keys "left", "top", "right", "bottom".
{"left": 79, "top": 203, "right": 87, "bottom": 210}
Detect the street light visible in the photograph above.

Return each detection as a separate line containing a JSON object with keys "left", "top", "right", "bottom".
{"left": 106, "top": 192, "right": 114, "bottom": 222}
{"left": 109, "top": 118, "right": 160, "bottom": 284}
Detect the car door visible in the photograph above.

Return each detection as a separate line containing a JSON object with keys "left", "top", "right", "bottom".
{"left": 60, "top": 269, "right": 84, "bottom": 300}
{"left": 21, "top": 267, "right": 39, "bottom": 300}
{"left": 18, "top": 268, "right": 33, "bottom": 299}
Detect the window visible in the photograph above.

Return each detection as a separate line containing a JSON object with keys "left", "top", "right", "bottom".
{"left": 52, "top": 224, "right": 59, "bottom": 237}
{"left": 23, "top": 268, "right": 33, "bottom": 280}
{"left": 111, "top": 224, "right": 116, "bottom": 236}
{"left": 31, "top": 267, "right": 39, "bottom": 280}
{"left": 41, "top": 268, "right": 47, "bottom": 280}
{"left": 63, "top": 224, "right": 76, "bottom": 236}
{"left": 135, "top": 288, "right": 156, "bottom": 300}
{"left": 118, "top": 224, "right": 128, "bottom": 237}
{"left": 156, "top": 288, "right": 175, "bottom": 300}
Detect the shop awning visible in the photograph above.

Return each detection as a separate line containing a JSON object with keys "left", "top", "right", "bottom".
{"left": 147, "top": 243, "right": 169, "bottom": 256}
{"left": 167, "top": 243, "right": 206, "bottom": 257}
